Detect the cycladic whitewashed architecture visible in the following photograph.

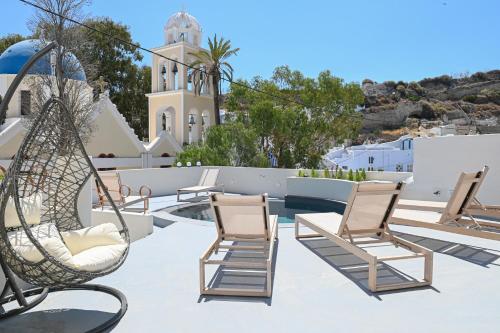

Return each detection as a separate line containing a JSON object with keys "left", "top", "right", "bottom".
{"left": 323, "top": 135, "right": 414, "bottom": 172}
{"left": 0, "top": 12, "right": 213, "bottom": 170}
{"left": 147, "top": 11, "right": 215, "bottom": 146}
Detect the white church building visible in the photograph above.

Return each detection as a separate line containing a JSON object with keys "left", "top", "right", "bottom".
{"left": 323, "top": 136, "right": 414, "bottom": 172}
{"left": 0, "top": 11, "right": 214, "bottom": 171}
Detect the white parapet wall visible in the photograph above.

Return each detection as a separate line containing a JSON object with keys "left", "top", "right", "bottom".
{"left": 403, "top": 134, "right": 500, "bottom": 203}
{"left": 107, "top": 166, "right": 412, "bottom": 200}
{"left": 91, "top": 209, "right": 153, "bottom": 242}
{"left": 287, "top": 177, "right": 354, "bottom": 202}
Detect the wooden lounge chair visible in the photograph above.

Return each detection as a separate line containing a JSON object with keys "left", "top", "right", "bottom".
{"left": 96, "top": 172, "right": 151, "bottom": 213}
{"left": 295, "top": 182, "right": 433, "bottom": 292}
{"left": 199, "top": 193, "right": 278, "bottom": 297}
{"left": 177, "top": 168, "right": 224, "bottom": 201}
{"left": 391, "top": 167, "right": 500, "bottom": 241}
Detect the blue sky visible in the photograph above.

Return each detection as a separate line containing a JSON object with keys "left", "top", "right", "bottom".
{"left": 1, "top": 0, "right": 499, "bottom": 84}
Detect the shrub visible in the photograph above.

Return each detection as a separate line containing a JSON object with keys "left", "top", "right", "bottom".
{"left": 463, "top": 95, "right": 478, "bottom": 103}
{"left": 311, "top": 169, "right": 319, "bottom": 178}
{"left": 471, "top": 71, "right": 487, "bottom": 81}
{"left": 383, "top": 80, "right": 397, "bottom": 88}
{"left": 347, "top": 169, "right": 354, "bottom": 181}
{"left": 297, "top": 169, "right": 305, "bottom": 177}
{"left": 408, "top": 81, "right": 424, "bottom": 95}
{"left": 361, "top": 168, "right": 367, "bottom": 181}
{"left": 396, "top": 81, "right": 407, "bottom": 88}
{"left": 355, "top": 170, "right": 362, "bottom": 182}
{"left": 420, "top": 75, "right": 453, "bottom": 87}
{"left": 323, "top": 169, "right": 330, "bottom": 178}
{"left": 396, "top": 84, "right": 406, "bottom": 96}
{"left": 335, "top": 168, "right": 344, "bottom": 180}
{"left": 407, "top": 94, "right": 421, "bottom": 102}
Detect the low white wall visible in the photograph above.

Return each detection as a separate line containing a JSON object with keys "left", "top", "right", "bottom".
{"left": 112, "top": 167, "right": 202, "bottom": 198}
{"left": 217, "top": 167, "right": 298, "bottom": 197}
{"left": 113, "top": 166, "right": 297, "bottom": 198}
{"left": 404, "top": 134, "right": 500, "bottom": 203}
{"left": 91, "top": 209, "right": 153, "bottom": 242}
{"left": 287, "top": 177, "right": 354, "bottom": 202}
{"left": 109, "top": 166, "right": 411, "bottom": 200}
{"left": 78, "top": 178, "right": 92, "bottom": 227}
{"left": 366, "top": 171, "right": 412, "bottom": 182}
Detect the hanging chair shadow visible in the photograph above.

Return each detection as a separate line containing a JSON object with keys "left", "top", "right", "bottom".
{"left": 0, "top": 42, "right": 130, "bottom": 331}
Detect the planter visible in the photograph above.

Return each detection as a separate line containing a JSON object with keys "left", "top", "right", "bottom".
{"left": 286, "top": 177, "right": 355, "bottom": 202}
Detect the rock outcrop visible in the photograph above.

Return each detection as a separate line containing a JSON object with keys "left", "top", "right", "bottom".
{"left": 361, "top": 70, "right": 500, "bottom": 133}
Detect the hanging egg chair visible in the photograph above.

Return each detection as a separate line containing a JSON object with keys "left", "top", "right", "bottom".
{"left": 0, "top": 42, "right": 130, "bottom": 330}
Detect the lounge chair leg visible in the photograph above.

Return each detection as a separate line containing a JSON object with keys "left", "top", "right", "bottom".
{"left": 177, "top": 191, "right": 180, "bottom": 202}
{"left": 295, "top": 219, "right": 300, "bottom": 239}
{"left": 199, "top": 258, "right": 206, "bottom": 294}
{"left": 424, "top": 252, "right": 433, "bottom": 283}
{"left": 368, "top": 260, "right": 378, "bottom": 292}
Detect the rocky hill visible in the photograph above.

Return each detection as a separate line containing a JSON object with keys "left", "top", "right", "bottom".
{"left": 360, "top": 70, "right": 500, "bottom": 137}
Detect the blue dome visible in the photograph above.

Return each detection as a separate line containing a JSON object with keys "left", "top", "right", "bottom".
{"left": 0, "top": 39, "right": 86, "bottom": 81}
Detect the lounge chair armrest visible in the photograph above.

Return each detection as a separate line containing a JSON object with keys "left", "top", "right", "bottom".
{"left": 139, "top": 185, "right": 152, "bottom": 198}
{"left": 120, "top": 184, "right": 132, "bottom": 198}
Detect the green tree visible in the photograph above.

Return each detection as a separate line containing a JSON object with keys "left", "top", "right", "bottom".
{"left": 224, "top": 66, "right": 364, "bottom": 168}
{"left": 347, "top": 169, "right": 354, "bottom": 181}
{"left": 0, "top": 34, "right": 27, "bottom": 54}
{"left": 190, "top": 34, "right": 239, "bottom": 125}
{"left": 361, "top": 168, "right": 367, "bottom": 181}
{"left": 76, "top": 18, "right": 150, "bottom": 139}
{"left": 323, "top": 169, "right": 330, "bottom": 178}
{"left": 176, "top": 123, "right": 266, "bottom": 167}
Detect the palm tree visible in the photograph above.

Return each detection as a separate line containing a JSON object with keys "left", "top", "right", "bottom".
{"left": 190, "top": 34, "right": 239, "bottom": 125}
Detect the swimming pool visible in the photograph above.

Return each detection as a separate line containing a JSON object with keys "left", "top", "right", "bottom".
{"left": 169, "top": 195, "right": 346, "bottom": 224}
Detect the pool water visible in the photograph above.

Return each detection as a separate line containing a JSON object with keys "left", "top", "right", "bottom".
{"left": 169, "top": 196, "right": 346, "bottom": 224}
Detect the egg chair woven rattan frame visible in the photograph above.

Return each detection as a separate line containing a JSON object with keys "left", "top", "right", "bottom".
{"left": 0, "top": 42, "right": 130, "bottom": 331}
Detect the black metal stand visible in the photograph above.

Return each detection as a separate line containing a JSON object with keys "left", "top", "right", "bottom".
{"left": 0, "top": 259, "right": 128, "bottom": 333}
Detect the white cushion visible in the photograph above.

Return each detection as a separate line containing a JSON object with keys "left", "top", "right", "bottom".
{"left": 8, "top": 222, "right": 127, "bottom": 272}
{"left": 8, "top": 223, "right": 68, "bottom": 263}
{"left": 61, "top": 223, "right": 125, "bottom": 255}
{"left": 4, "top": 194, "right": 42, "bottom": 228}
{"left": 70, "top": 243, "right": 127, "bottom": 272}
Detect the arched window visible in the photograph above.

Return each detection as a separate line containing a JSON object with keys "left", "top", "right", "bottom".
{"left": 160, "top": 63, "right": 168, "bottom": 91}
{"left": 162, "top": 113, "right": 167, "bottom": 131}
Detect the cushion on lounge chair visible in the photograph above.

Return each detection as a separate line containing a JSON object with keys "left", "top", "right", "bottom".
{"left": 8, "top": 223, "right": 127, "bottom": 272}
{"left": 4, "top": 194, "right": 42, "bottom": 228}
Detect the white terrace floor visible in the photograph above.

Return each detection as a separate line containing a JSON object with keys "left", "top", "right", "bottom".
{"left": 2, "top": 195, "right": 500, "bottom": 333}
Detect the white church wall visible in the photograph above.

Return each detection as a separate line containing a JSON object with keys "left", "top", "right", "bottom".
{"left": 85, "top": 97, "right": 145, "bottom": 158}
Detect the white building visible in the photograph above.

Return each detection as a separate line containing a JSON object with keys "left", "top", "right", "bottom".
{"left": 1, "top": 11, "right": 213, "bottom": 170}
{"left": 323, "top": 136, "right": 414, "bottom": 172}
